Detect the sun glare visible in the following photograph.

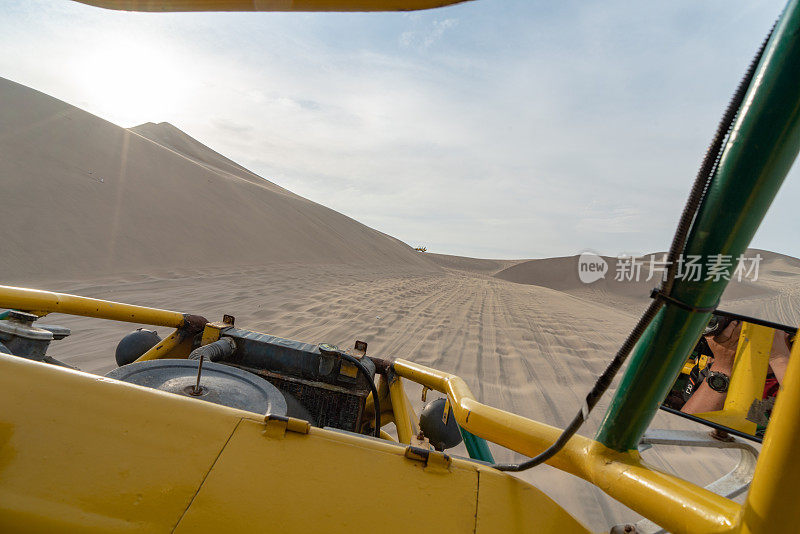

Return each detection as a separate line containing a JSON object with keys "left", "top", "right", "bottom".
{"left": 69, "top": 37, "right": 193, "bottom": 126}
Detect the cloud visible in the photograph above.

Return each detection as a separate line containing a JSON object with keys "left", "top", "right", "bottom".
{"left": 399, "top": 18, "right": 458, "bottom": 51}
{"left": 212, "top": 118, "right": 254, "bottom": 135}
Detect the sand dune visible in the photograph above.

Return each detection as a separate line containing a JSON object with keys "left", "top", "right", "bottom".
{"left": 0, "top": 77, "right": 436, "bottom": 282}
{"left": 495, "top": 251, "right": 798, "bottom": 323}
{"left": 3, "top": 77, "right": 799, "bottom": 530}
{"left": 425, "top": 252, "right": 526, "bottom": 274}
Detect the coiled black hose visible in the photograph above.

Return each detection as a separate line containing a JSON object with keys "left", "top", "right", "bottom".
{"left": 494, "top": 20, "right": 777, "bottom": 472}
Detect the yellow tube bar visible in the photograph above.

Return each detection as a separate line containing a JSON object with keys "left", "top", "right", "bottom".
{"left": 0, "top": 285, "right": 187, "bottom": 328}
{"left": 388, "top": 375, "right": 414, "bottom": 444}
{"left": 135, "top": 329, "right": 184, "bottom": 362}
{"left": 393, "top": 358, "right": 740, "bottom": 534}
{"left": 739, "top": 333, "right": 800, "bottom": 533}
{"left": 73, "top": 0, "right": 469, "bottom": 12}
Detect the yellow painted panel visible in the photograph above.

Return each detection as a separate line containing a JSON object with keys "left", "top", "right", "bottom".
{"left": 176, "top": 418, "right": 588, "bottom": 533}
{"left": 475, "top": 465, "right": 589, "bottom": 533}
{"left": 0, "top": 354, "right": 250, "bottom": 532}
{"left": 0, "top": 353, "right": 586, "bottom": 533}
{"left": 176, "top": 419, "right": 479, "bottom": 533}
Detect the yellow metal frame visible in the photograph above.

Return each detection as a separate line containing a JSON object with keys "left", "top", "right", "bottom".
{"left": 0, "top": 285, "right": 187, "bottom": 327}
{"left": 72, "top": 0, "right": 469, "bottom": 12}
{"left": 393, "top": 359, "right": 740, "bottom": 534}
{"left": 2, "top": 284, "right": 800, "bottom": 533}
{"left": 135, "top": 328, "right": 185, "bottom": 362}
{"left": 741, "top": 331, "right": 800, "bottom": 533}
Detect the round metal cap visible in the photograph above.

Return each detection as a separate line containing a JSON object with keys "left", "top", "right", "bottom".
{"left": 106, "top": 360, "right": 288, "bottom": 416}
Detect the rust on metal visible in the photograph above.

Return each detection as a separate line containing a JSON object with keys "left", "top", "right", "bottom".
{"left": 354, "top": 340, "right": 368, "bottom": 357}
{"left": 181, "top": 313, "right": 208, "bottom": 334}
{"left": 370, "top": 356, "right": 393, "bottom": 375}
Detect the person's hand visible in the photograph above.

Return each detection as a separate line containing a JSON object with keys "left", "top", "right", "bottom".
{"left": 705, "top": 320, "right": 741, "bottom": 373}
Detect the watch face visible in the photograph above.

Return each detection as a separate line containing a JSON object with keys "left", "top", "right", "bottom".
{"left": 708, "top": 372, "right": 730, "bottom": 392}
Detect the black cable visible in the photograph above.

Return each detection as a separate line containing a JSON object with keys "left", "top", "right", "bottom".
{"left": 338, "top": 352, "right": 382, "bottom": 438}
{"left": 493, "top": 21, "right": 777, "bottom": 472}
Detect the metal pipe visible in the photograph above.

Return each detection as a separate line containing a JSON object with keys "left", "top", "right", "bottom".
{"left": 595, "top": 0, "right": 800, "bottom": 452}
{"left": 135, "top": 329, "right": 183, "bottom": 362}
{"left": 0, "top": 286, "right": 186, "bottom": 328}
{"left": 458, "top": 426, "right": 494, "bottom": 463}
{"left": 387, "top": 371, "right": 415, "bottom": 444}
{"left": 73, "top": 0, "right": 470, "bottom": 13}
{"left": 393, "top": 358, "right": 739, "bottom": 534}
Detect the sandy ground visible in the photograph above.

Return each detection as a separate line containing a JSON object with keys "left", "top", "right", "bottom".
{"left": 4, "top": 76, "right": 798, "bottom": 530}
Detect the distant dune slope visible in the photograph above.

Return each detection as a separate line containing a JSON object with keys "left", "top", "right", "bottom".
{"left": 0, "top": 77, "right": 437, "bottom": 281}
{"left": 495, "top": 250, "right": 800, "bottom": 324}
{"left": 425, "top": 252, "right": 526, "bottom": 274}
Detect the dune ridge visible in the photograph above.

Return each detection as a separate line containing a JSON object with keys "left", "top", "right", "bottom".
{"left": 0, "top": 77, "right": 436, "bottom": 282}
{"left": 494, "top": 250, "right": 800, "bottom": 324}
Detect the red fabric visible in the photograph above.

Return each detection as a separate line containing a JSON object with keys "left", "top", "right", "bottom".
{"left": 763, "top": 376, "right": 779, "bottom": 398}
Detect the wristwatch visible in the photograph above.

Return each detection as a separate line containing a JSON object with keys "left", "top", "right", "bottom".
{"left": 707, "top": 370, "right": 730, "bottom": 393}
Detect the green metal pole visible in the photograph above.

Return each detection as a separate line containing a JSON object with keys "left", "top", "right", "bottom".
{"left": 596, "top": 0, "right": 800, "bottom": 452}
{"left": 458, "top": 426, "right": 495, "bottom": 462}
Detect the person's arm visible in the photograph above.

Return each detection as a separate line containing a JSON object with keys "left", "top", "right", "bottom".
{"left": 682, "top": 321, "right": 740, "bottom": 415}
{"left": 769, "top": 329, "right": 791, "bottom": 386}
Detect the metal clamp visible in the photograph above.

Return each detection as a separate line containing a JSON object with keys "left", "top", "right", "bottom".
{"left": 404, "top": 445, "right": 451, "bottom": 473}
{"left": 264, "top": 414, "right": 311, "bottom": 439}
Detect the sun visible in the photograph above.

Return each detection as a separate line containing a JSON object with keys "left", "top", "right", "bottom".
{"left": 68, "top": 36, "right": 193, "bottom": 126}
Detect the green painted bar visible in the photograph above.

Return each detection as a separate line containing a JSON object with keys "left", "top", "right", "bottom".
{"left": 596, "top": 0, "right": 800, "bottom": 451}
{"left": 458, "top": 425, "right": 495, "bottom": 462}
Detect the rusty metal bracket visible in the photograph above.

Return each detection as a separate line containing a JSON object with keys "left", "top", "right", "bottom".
{"left": 354, "top": 340, "right": 367, "bottom": 357}
{"left": 222, "top": 314, "right": 235, "bottom": 326}
{"left": 263, "top": 414, "right": 311, "bottom": 439}
{"left": 181, "top": 314, "right": 208, "bottom": 335}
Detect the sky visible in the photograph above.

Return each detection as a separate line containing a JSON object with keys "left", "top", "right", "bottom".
{"left": 1, "top": 0, "right": 798, "bottom": 259}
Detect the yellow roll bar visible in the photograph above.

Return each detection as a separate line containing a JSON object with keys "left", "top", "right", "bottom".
{"left": 388, "top": 373, "right": 415, "bottom": 444}
{"left": 393, "top": 358, "right": 740, "bottom": 534}
{"left": 0, "top": 285, "right": 201, "bottom": 330}
{"left": 72, "top": 0, "right": 469, "bottom": 12}
{"left": 740, "top": 335, "right": 800, "bottom": 533}
{"left": 135, "top": 329, "right": 184, "bottom": 362}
